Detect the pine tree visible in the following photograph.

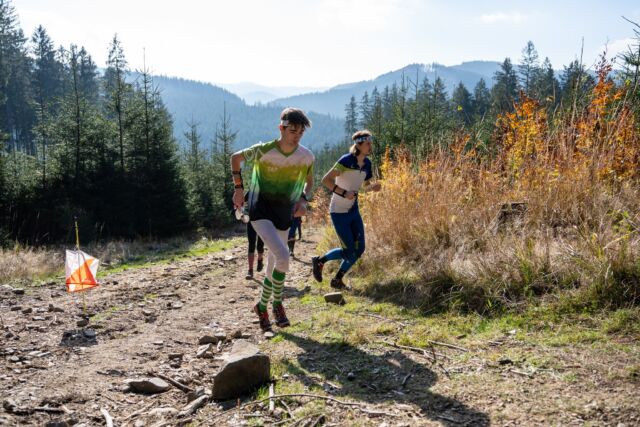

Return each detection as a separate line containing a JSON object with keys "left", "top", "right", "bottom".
{"left": 532, "top": 57, "right": 560, "bottom": 107}
{"left": 560, "top": 59, "right": 595, "bottom": 110}
{"left": 518, "top": 41, "right": 540, "bottom": 96}
{"left": 31, "top": 25, "right": 63, "bottom": 188}
{"left": 358, "top": 91, "right": 371, "bottom": 128}
{"left": 104, "top": 34, "right": 129, "bottom": 174}
{"left": 451, "top": 82, "right": 473, "bottom": 125}
{"left": 212, "top": 103, "right": 237, "bottom": 224}
{"left": 472, "top": 78, "right": 491, "bottom": 120}
{"left": 491, "top": 57, "right": 519, "bottom": 114}
{"left": 344, "top": 95, "right": 358, "bottom": 138}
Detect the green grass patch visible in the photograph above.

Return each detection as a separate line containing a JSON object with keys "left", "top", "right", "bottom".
{"left": 100, "top": 237, "right": 241, "bottom": 275}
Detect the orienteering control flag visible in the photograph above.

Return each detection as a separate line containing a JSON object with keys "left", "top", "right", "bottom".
{"left": 65, "top": 250, "right": 99, "bottom": 292}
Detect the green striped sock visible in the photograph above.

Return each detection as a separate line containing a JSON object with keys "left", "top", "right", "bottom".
{"left": 272, "top": 269, "right": 285, "bottom": 306}
{"left": 259, "top": 277, "right": 273, "bottom": 311}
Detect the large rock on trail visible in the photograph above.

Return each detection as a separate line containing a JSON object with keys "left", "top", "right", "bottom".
{"left": 211, "top": 340, "right": 270, "bottom": 400}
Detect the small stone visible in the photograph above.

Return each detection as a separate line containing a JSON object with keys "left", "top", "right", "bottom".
{"left": 198, "top": 335, "right": 219, "bottom": 345}
{"left": 152, "top": 340, "right": 164, "bottom": 346}
{"left": 12, "top": 288, "right": 25, "bottom": 295}
{"left": 142, "top": 309, "right": 154, "bottom": 316}
{"left": 218, "top": 285, "right": 226, "bottom": 289}
{"left": 214, "top": 332, "right": 227, "bottom": 341}
{"left": 48, "top": 304, "right": 64, "bottom": 313}
{"left": 168, "top": 353, "right": 183, "bottom": 360}
{"left": 347, "top": 372, "right": 356, "bottom": 381}
{"left": 196, "top": 344, "right": 213, "bottom": 358}
{"left": 263, "top": 331, "right": 274, "bottom": 339}
{"left": 8, "top": 356, "right": 20, "bottom": 363}
{"left": 32, "top": 316, "right": 46, "bottom": 321}
{"left": 324, "top": 292, "right": 345, "bottom": 305}
{"left": 231, "top": 329, "right": 243, "bottom": 339}
{"left": 76, "top": 319, "right": 89, "bottom": 328}
{"left": 83, "top": 329, "right": 97, "bottom": 339}
{"left": 10, "top": 306, "right": 21, "bottom": 312}
{"left": 21, "top": 307, "right": 33, "bottom": 314}
{"left": 228, "top": 298, "right": 236, "bottom": 304}
{"left": 125, "top": 377, "right": 170, "bottom": 394}
{"left": 498, "top": 357, "right": 513, "bottom": 365}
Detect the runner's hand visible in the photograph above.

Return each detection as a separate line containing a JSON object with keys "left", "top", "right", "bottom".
{"left": 370, "top": 182, "right": 382, "bottom": 192}
{"left": 293, "top": 200, "right": 308, "bottom": 216}
{"left": 233, "top": 188, "right": 244, "bottom": 209}
{"left": 344, "top": 191, "right": 357, "bottom": 200}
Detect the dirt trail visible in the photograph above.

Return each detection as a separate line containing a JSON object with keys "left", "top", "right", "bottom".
{"left": 1, "top": 229, "right": 639, "bottom": 426}
{"left": 0, "top": 231, "right": 314, "bottom": 426}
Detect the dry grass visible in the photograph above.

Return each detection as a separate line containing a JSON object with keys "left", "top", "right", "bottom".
{"left": 0, "top": 246, "right": 62, "bottom": 283}
{"left": 0, "top": 233, "right": 239, "bottom": 284}
{"left": 357, "top": 58, "right": 640, "bottom": 314}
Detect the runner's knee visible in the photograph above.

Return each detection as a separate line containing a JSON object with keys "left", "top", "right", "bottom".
{"left": 273, "top": 245, "right": 290, "bottom": 272}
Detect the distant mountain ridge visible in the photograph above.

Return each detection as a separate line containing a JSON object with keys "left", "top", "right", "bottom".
{"left": 127, "top": 74, "right": 344, "bottom": 151}
{"left": 128, "top": 61, "right": 501, "bottom": 150}
{"left": 268, "top": 61, "right": 501, "bottom": 117}
{"left": 217, "top": 82, "right": 328, "bottom": 105}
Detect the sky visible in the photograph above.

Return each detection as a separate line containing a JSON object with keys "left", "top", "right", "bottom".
{"left": 13, "top": 0, "right": 640, "bottom": 88}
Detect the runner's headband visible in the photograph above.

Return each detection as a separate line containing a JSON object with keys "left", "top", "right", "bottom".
{"left": 354, "top": 135, "right": 372, "bottom": 144}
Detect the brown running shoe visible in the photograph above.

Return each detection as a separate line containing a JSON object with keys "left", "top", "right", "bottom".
{"left": 272, "top": 304, "right": 290, "bottom": 328}
{"left": 253, "top": 304, "right": 272, "bottom": 331}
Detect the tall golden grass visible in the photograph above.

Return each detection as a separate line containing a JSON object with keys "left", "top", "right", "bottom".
{"left": 358, "top": 57, "right": 640, "bottom": 313}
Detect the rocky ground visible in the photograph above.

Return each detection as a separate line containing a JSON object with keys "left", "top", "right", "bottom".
{"left": 1, "top": 229, "right": 639, "bottom": 426}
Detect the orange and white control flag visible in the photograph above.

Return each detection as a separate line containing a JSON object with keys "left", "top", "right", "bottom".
{"left": 65, "top": 250, "right": 99, "bottom": 292}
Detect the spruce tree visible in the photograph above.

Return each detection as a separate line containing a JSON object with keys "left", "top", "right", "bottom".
{"left": 491, "top": 57, "right": 519, "bottom": 114}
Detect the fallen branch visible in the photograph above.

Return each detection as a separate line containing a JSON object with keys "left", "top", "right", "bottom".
{"left": 357, "top": 312, "right": 409, "bottom": 327}
{"left": 378, "top": 340, "right": 450, "bottom": 361}
{"left": 178, "top": 394, "right": 208, "bottom": 418}
{"left": 268, "top": 383, "right": 275, "bottom": 413}
{"left": 100, "top": 408, "right": 114, "bottom": 427}
{"left": 509, "top": 369, "right": 534, "bottom": 378}
{"left": 150, "top": 371, "right": 193, "bottom": 393}
{"left": 123, "top": 402, "right": 156, "bottom": 421}
{"left": 427, "top": 339, "right": 469, "bottom": 352}
{"left": 401, "top": 374, "right": 412, "bottom": 388}
{"left": 210, "top": 393, "right": 401, "bottom": 422}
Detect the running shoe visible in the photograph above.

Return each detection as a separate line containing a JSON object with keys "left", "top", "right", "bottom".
{"left": 272, "top": 304, "right": 290, "bottom": 328}
{"left": 256, "top": 258, "right": 264, "bottom": 272}
{"left": 253, "top": 304, "right": 272, "bottom": 331}
{"left": 245, "top": 269, "right": 253, "bottom": 280}
{"left": 311, "top": 256, "right": 324, "bottom": 282}
{"left": 330, "top": 277, "right": 347, "bottom": 289}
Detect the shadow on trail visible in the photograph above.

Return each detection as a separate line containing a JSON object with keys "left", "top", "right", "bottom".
{"left": 279, "top": 332, "right": 490, "bottom": 426}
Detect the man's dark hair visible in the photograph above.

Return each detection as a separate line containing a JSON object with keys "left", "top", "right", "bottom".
{"left": 280, "top": 107, "right": 312, "bottom": 129}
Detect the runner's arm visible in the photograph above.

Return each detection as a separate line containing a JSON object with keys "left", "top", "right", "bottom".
{"left": 230, "top": 151, "right": 246, "bottom": 208}
{"left": 322, "top": 168, "right": 356, "bottom": 199}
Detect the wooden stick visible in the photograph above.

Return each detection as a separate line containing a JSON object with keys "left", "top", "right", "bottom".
{"left": 427, "top": 339, "right": 469, "bottom": 352}
{"left": 268, "top": 383, "right": 275, "bottom": 413}
{"left": 123, "top": 402, "right": 156, "bottom": 421}
{"left": 100, "top": 408, "right": 114, "bottom": 427}
{"left": 151, "top": 371, "right": 193, "bottom": 393}
{"left": 357, "top": 312, "right": 409, "bottom": 326}
{"left": 178, "top": 395, "right": 208, "bottom": 418}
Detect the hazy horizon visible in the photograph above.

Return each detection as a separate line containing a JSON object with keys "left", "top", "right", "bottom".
{"left": 14, "top": 0, "right": 640, "bottom": 88}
